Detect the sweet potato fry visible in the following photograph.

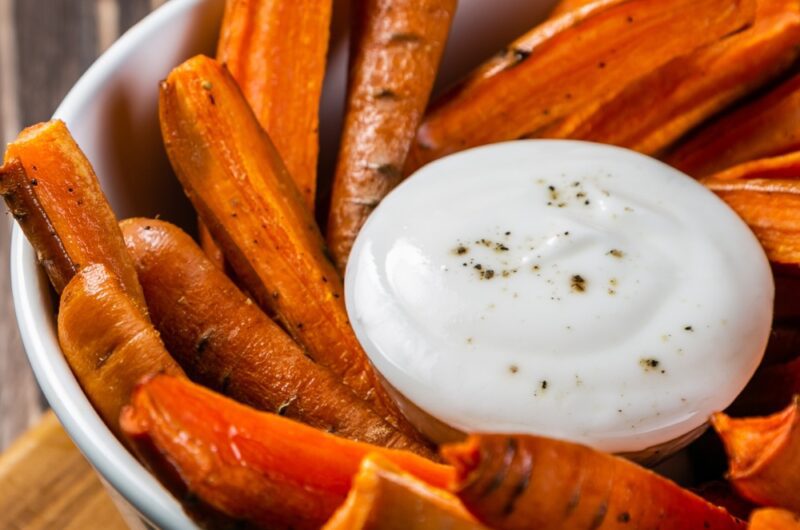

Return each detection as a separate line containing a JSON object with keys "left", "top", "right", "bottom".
{"left": 404, "top": 0, "right": 756, "bottom": 173}
{"left": 121, "top": 218, "right": 433, "bottom": 456}
{"left": 713, "top": 398, "right": 800, "bottom": 512}
{"left": 121, "top": 374, "right": 454, "bottom": 530}
{"left": 159, "top": 55, "right": 419, "bottom": 439}
{"left": 442, "top": 434, "right": 746, "bottom": 530}
{"left": 749, "top": 508, "right": 800, "bottom": 529}
{"left": 0, "top": 120, "right": 146, "bottom": 312}
{"left": 667, "top": 74, "right": 800, "bottom": 178}
{"left": 57, "top": 264, "right": 184, "bottom": 438}
{"left": 322, "top": 454, "right": 485, "bottom": 530}
{"left": 542, "top": 0, "right": 800, "bottom": 156}
{"left": 703, "top": 175, "right": 800, "bottom": 267}
{"left": 216, "top": 0, "right": 332, "bottom": 209}
{"left": 326, "top": 0, "right": 457, "bottom": 272}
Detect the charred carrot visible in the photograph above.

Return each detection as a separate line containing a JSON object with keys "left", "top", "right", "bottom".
{"left": 713, "top": 398, "right": 800, "bottom": 512}
{"left": 703, "top": 174, "right": 800, "bottom": 267}
{"left": 442, "top": 434, "right": 746, "bottom": 530}
{"left": 216, "top": 0, "right": 332, "bottom": 209}
{"left": 120, "top": 218, "right": 433, "bottom": 457}
{"left": 543, "top": 0, "right": 800, "bottom": 156}
{"left": 326, "top": 0, "right": 457, "bottom": 272}
{"left": 0, "top": 120, "right": 146, "bottom": 312}
{"left": 121, "top": 374, "right": 454, "bottom": 530}
{"left": 322, "top": 454, "right": 485, "bottom": 530}
{"left": 749, "top": 508, "right": 800, "bottom": 529}
{"left": 404, "top": 0, "right": 756, "bottom": 173}
{"left": 58, "top": 264, "right": 184, "bottom": 438}
{"left": 667, "top": 73, "right": 800, "bottom": 177}
{"left": 159, "top": 55, "right": 420, "bottom": 440}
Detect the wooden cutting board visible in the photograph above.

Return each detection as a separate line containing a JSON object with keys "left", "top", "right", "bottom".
{"left": 0, "top": 411, "right": 128, "bottom": 530}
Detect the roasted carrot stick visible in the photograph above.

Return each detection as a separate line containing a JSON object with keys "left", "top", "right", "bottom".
{"left": 121, "top": 374, "right": 454, "bottom": 530}
{"left": 120, "top": 217, "right": 433, "bottom": 457}
{"left": 322, "top": 454, "right": 485, "bottom": 530}
{"left": 703, "top": 175, "right": 800, "bottom": 267}
{"left": 707, "top": 150, "right": 800, "bottom": 181}
{"left": 548, "top": 0, "right": 593, "bottom": 19}
{"left": 442, "top": 434, "right": 746, "bottom": 530}
{"left": 326, "top": 0, "right": 457, "bottom": 272}
{"left": 159, "top": 55, "right": 419, "bottom": 440}
{"left": 667, "top": 73, "right": 800, "bottom": 178}
{"left": 749, "top": 508, "right": 800, "bottom": 529}
{"left": 713, "top": 398, "right": 800, "bottom": 512}
{"left": 58, "top": 264, "right": 184, "bottom": 438}
{"left": 404, "top": 0, "right": 756, "bottom": 173}
{"left": 542, "top": 0, "right": 800, "bottom": 156}
{"left": 0, "top": 120, "right": 146, "bottom": 312}
{"left": 216, "top": 0, "right": 332, "bottom": 210}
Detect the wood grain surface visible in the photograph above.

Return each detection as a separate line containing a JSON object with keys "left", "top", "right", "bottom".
{"left": 0, "top": 411, "right": 128, "bottom": 530}
{"left": 0, "top": 0, "right": 168, "bottom": 452}
{"left": 0, "top": 4, "right": 170, "bottom": 527}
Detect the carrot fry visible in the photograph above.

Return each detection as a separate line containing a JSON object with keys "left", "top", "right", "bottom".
{"left": 667, "top": 73, "right": 800, "bottom": 178}
{"left": 216, "top": 0, "right": 332, "bottom": 209}
{"left": 707, "top": 150, "right": 800, "bottom": 181}
{"left": 0, "top": 120, "right": 146, "bottom": 312}
{"left": 749, "top": 508, "right": 800, "bottom": 529}
{"left": 159, "top": 55, "right": 420, "bottom": 440}
{"left": 703, "top": 174, "right": 800, "bottom": 267}
{"left": 442, "top": 434, "right": 746, "bottom": 530}
{"left": 57, "top": 264, "right": 184, "bottom": 438}
{"left": 322, "top": 454, "right": 485, "bottom": 530}
{"left": 542, "top": 0, "right": 800, "bottom": 156}
{"left": 196, "top": 218, "right": 224, "bottom": 269}
{"left": 404, "top": 0, "right": 756, "bottom": 173}
{"left": 120, "top": 218, "right": 433, "bottom": 456}
{"left": 326, "top": 0, "right": 457, "bottom": 272}
{"left": 548, "top": 0, "right": 593, "bottom": 19}
{"left": 712, "top": 398, "right": 800, "bottom": 512}
{"left": 121, "top": 374, "right": 453, "bottom": 530}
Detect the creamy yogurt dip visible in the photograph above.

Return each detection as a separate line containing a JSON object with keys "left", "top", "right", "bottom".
{"left": 345, "top": 140, "right": 773, "bottom": 455}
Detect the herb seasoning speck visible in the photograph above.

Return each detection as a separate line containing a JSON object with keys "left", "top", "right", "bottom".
{"left": 571, "top": 275, "right": 587, "bottom": 293}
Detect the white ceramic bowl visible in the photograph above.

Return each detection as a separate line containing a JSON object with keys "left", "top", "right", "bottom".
{"left": 9, "top": 0, "right": 558, "bottom": 527}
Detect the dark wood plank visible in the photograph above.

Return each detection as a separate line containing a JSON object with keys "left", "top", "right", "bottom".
{"left": 0, "top": 0, "right": 43, "bottom": 451}
{"left": 119, "top": 0, "right": 154, "bottom": 33}
{"left": 14, "top": 0, "right": 99, "bottom": 125}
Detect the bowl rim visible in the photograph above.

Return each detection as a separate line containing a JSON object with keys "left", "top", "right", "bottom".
{"left": 10, "top": 1, "right": 210, "bottom": 528}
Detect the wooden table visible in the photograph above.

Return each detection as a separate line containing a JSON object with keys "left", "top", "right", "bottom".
{"left": 0, "top": 1, "right": 168, "bottom": 527}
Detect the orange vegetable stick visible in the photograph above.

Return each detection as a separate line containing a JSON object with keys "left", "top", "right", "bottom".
{"left": 442, "top": 434, "right": 746, "bottom": 530}
{"left": 541, "top": 0, "right": 800, "bottom": 156}
{"left": 58, "top": 264, "right": 184, "bottom": 439}
{"left": 326, "top": 0, "right": 457, "bottom": 272}
{"left": 216, "top": 0, "right": 332, "bottom": 210}
{"left": 404, "top": 0, "right": 756, "bottom": 173}
{"left": 121, "top": 374, "right": 454, "bottom": 530}
{"left": 0, "top": 120, "right": 146, "bottom": 312}
{"left": 322, "top": 454, "right": 486, "bottom": 530}
{"left": 121, "top": 218, "right": 433, "bottom": 456}
{"left": 667, "top": 73, "right": 800, "bottom": 178}
{"left": 749, "top": 508, "right": 800, "bottom": 529}
{"left": 159, "top": 55, "right": 419, "bottom": 439}
{"left": 707, "top": 150, "right": 800, "bottom": 181}
{"left": 703, "top": 174, "right": 800, "bottom": 267}
{"left": 548, "top": 0, "right": 593, "bottom": 19}
{"left": 713, "top": 398, "right": 800, "bottom": 512}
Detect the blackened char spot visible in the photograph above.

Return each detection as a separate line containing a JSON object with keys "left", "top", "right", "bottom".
{"left": 479, "top": 438, "right": 518, "bottom": 498}
{"left": 502, "top": 447, "right": 533, "bottom": 516}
